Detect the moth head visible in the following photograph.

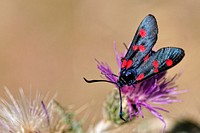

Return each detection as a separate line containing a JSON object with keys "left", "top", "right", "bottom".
{"left": 118, "top": 69, "right": 136, "bottom": 86}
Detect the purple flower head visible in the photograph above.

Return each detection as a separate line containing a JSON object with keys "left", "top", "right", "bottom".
{"left": 96, "top": 43, "right": 186, "bottom": 132}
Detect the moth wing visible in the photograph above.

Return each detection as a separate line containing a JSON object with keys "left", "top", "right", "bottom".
{"left": 134, "top": 47, "right": 185, "bottom": 82}
{"left": 123, "top": 14, "right": 158, "bottom": 69}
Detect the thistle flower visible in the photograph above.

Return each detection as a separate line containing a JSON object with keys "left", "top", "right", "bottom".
{"left": 96, "top": 43, "right": 185, "bottom": 132}
{"left": 104, "top": 89, "right": 129, "bottom": 125}
{"left": 0, "top": 88, "right": 69, "bottom": 133}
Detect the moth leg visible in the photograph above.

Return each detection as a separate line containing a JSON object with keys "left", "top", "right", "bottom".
{"left": 101, "top": 72, "right": 118, "bottom": 77}
{"left": 123, "top": 42, "right": 128, "bottom": 50}
{"left": 118, "top": 88, "right": 127, "bottom": 122}
{"left": 132, "top": 84, "right": 135, "bottom": 88}
{"left": 112, "top": 73, "right": 118, "bottom": 77}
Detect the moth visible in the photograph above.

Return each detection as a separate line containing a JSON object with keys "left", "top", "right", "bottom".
{"left": 84, "top": 14, "right": 185, "bottom": 121}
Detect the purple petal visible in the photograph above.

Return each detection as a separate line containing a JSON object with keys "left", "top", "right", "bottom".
{"left": 168, "top": 89, "right": 188, "bottom": 95}
{"left": 138, "top": 105, "right": 144, "bottom": 118}
{"left": 151, "top": 106, "right": 169, "bottom": 113}
{"left": 95, "top": 59, "right": 117, "bottom": 83}
{"left": 141, "top": 102, "right": 166, "bottom": 133}
{"left": 41, "top": 101, "right": 50, "bottom": 126}
{"left": 114, "top": 42, "right": 121, "bottom": 70}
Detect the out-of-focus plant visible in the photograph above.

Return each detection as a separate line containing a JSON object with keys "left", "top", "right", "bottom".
{"left": 0, "top": 88, "right": 83, "bottom": 133}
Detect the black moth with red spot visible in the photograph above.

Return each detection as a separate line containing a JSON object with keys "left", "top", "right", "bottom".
{"left": 84, "top": 14, "right": 185, "bottom": 121}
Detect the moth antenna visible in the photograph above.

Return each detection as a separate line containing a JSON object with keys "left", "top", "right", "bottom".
{"left": 83, "top": 77, "right": 117, "bottom": 85}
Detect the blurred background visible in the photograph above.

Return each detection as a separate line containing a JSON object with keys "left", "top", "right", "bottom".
{"left": 0, "top": 0, "right": 199, "bottom": 132}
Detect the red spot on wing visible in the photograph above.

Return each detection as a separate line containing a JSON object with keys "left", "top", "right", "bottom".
{"left": 121, "top": 60, "right": 127, "bottom": 68}
{"left": 133, "top": 45, "right": 138, "bottom": 51}
{"left": 154, "top": 68, "right": 159, "bottom": 73}
{"left": 136, "top": 73, "right": 144, "bottom": 81}
{"left": 152, "top": 60, "right": 159, "bottom": 68}
{"left": 126, "top": 60, "right": 133, "bottom": 69}
{"left": 139, "top": 45, "right": 146, "bottom": 52}
{"left": 139, "top": 29, "right": 146, "bottom": 38}
{"left": 144, "top": 54, "right": 150, "bottom": 62}
{"left": 166, "top": 59, "right": 173, "bottom": 66}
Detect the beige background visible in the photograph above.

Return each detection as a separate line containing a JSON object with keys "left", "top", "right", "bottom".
{"left": 0, "top": 0, "right": 199, "bottom": 130}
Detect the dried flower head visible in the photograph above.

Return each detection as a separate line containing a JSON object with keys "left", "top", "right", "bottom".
{"left": 97, "top": 43, "right": 186, "bottom": 132}
{"left": 0, "top": 88, "right": 67, "bottom": 133}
